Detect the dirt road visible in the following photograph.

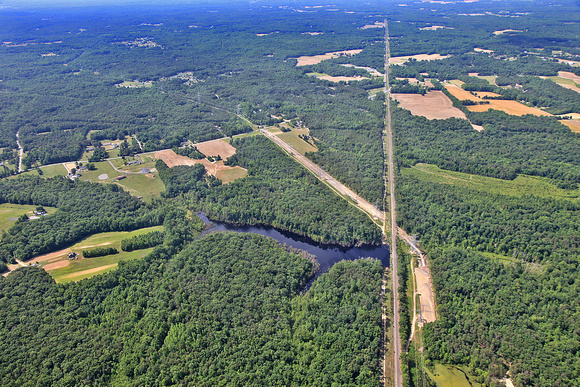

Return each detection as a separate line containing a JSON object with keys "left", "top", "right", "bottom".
{"left": 16, "top": 130, "right": 23, "bottom": 173}
{"left": 260, "top": 129, "right": 386, "bottom": 224}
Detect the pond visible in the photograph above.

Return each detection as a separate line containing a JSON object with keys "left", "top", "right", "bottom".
{"left": 198, "top": 213, "right": 390, "bottom": 286}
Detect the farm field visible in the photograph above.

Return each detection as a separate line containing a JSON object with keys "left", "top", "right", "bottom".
{"left": 560, "top": 119, "right": 580, "bottom": 133}
{"left": 293, "top": 49, "right": 363, "bottom": 66}
{"left": 544, "top": 71, "right": 580, "bottom": 93}
{"left": 0, "top": 203, "right": 56, "bottom": 235}
{"left": 8, "top": 226, "right": 163, "bottom": 283}
{"left": 307, "top": 72, "right": 369, "bottom": 83}
{"left": 194, "top": 138, "right": 236, "bottom": 159}
{"left": 392, "top": 91, "right": 467, "bottom": 120}
{"left": 444, "top": 83, "right": 479, "bottom": 101}
{"left": 445, "top": 84, "right": 553, "bottom": 116}
{"left": 389, "top": 53, "right": 449, "bottom": 65}
{"left": 402, "top": 163, "right": 580, "bottom": 203}
{"left": 467, "top": 100, "right": 552, "bottom": 116}
{"left": 276, "top": 128, "right": 318, "bottom": 155}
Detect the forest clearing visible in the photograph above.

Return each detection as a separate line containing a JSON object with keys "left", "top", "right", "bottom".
{"left": 402, "top": 163, "right": 580, "bottom": 203}
{"left": 276, "top": 127, "right": 318, "bottom": 155}
{"left": 294, "top": 49, "right": 363, "bottom": 66}
{"left": 307, "top": 72, "right": 369, "bottom": 82}
{"left": 392, "top": 91, "right": 467, "bottom": 120}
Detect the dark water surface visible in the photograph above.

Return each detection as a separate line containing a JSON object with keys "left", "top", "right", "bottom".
{"left": 198, "top": 213, "right": 390, "bottom": 285}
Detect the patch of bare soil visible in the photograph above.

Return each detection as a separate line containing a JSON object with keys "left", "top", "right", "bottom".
{"left": 43, "top": 260, "right": 71, "bottom": 271}
{"left": 154, "top": 149, "right": 247, "bottom": 181}
{"left": 31, "top": 248, "right": 72, "bottom": 263}
{"left": 389, "top": 53, "right": 450, "bottom": 65}
{"left": 294, "top": 49, "right": 363, "bottom": 66}
{"left": 415, "top": 267, "right": 437, "bottom": 323}
{"left": 392, "top": 91, "right": 466, "bottom": 120}
{"left": 194, "top": 139, "right": 237, "bottom": 159}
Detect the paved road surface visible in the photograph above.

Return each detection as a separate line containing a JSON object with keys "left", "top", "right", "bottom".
{"left": 384, "top": 19, "right": 403, "bottom": 387}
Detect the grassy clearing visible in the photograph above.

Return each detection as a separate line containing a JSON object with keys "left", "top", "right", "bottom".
{"left": 42, "top": 226, "right": 162, "bottom": 283}
{"left": 276, "top": 128, "right": 318, "bottom": 155}
{"left": 216, "top": 167, "right": 248, "bottom": 183}
{"left": 114, "top": 174, "right": 165, "bottom": 202}
{"left": 232, "top": 131, "right": 260, "bottom": 139}
{"left": 426, "top": 363, "right": 482, "bottom": 387}
{"left": 40, "top": 164, "right": 68, "bottom": 178}
{"left": 476, "top": 75, "right": 497, "bottom": 85}
{"left": 0, "top": 203, "right": 56, "bottom": 236}
{"left": 479, "top": 251, "right": 516, "bottom": 265}
{"left": 403, "top": 163, "right": 580, "bottom": 203}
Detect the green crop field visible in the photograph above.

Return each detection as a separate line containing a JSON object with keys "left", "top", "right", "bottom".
{"left": 402, "top": 163, "right": 580, "bottom": 202}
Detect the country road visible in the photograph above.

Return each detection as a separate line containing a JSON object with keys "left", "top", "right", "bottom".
{"left": 260, "top": 129, "right": 386, "bottom": 224}
{"left": 384, "top": 19, "right": 403, "bottom": 387}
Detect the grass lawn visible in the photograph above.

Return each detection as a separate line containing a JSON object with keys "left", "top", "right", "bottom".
{"left": 76, "top": 161, "right": 120, "bottom": 183}
{"left": 40, "top": 164, "right": 68, "bottom": 178}
{"left": 0, "top": 203, "right": 56, "bottom": 236}
{"left": 43, "top": 226, "right": 163, "bottom": 283}
{"left": 276, "top": 128, "right": 318, "bottom": 155}
{"left": 403, "top": 163, "right": 580, "bottom": 203}
{"left": 426, "top": 363, "right": 482, "bottom": 387}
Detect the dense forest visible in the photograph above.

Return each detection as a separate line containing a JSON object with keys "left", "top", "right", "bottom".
{"left": 1, "top": 0, "right": 579, "bottom": 385}
{"left": 186, "top": 136, "right": 382, "bottom": 246}
{"left": 393, "top": 106, "right": 580, "bottom": 188}
{"left": 0, "top": 232, "right": 383, "bottom": 386}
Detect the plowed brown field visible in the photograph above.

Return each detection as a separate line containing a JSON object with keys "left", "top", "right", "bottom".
{"left": 194, "top": 139, "right": 237, "bottom": 159}
{"left": 392, "top": 91, "right": 466, "bottom": 120}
